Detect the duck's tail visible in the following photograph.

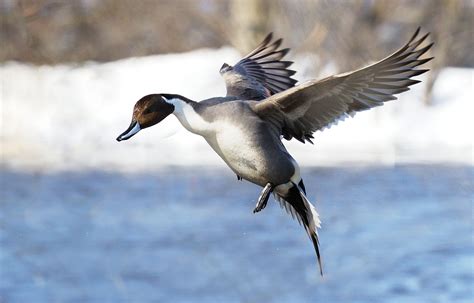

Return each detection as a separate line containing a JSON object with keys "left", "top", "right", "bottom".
{"left": 274, "top": 180, "right": 323, "bottom": 276}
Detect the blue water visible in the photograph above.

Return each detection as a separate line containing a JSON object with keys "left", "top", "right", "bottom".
{"left": 1, "top": 165, "right": 472, "bottom": 303}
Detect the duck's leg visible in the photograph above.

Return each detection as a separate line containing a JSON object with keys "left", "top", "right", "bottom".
{"left": 253, "top": 183, "right": 274, "bottom": 213}
{"left": 237, "top": 175, "right": 242, "bottom": 181}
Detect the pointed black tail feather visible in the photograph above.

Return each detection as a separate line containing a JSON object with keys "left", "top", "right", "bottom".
{"left": 275, "top": 182, "right": 323, "bottom": 276}
{"left": 310, "top": 231, "right": 323, "bottom": 276}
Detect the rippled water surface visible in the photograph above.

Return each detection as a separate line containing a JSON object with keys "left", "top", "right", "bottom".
{"left": 1, "top": 166, "right": 472, "bottom": 303}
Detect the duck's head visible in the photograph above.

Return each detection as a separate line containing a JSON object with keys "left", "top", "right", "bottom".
{"left": 116, "top": 94, "right": 174, "bottom": 141}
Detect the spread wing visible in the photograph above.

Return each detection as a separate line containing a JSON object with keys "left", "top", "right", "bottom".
{"left": 220, "top": 33, "right": 298, "bottom": 100}
{"left": 250, "top": 28, "right": 433, "bottom": 143}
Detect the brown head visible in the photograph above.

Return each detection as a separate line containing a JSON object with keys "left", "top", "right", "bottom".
{"left": 116, "top": 94, "right": 175, "bottom": 141}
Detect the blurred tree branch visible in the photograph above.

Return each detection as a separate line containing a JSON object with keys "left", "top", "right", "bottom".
{"left": 1, "top": 0, "right": 472, "bottom": 104}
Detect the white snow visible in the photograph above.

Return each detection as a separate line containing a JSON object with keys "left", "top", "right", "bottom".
{"left": 1, "top": 47, "right": 472, "bottom": 172}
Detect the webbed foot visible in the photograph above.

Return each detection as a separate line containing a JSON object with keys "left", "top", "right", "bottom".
{"left": 253, "top": 183, "right": 274, "bottom": 213}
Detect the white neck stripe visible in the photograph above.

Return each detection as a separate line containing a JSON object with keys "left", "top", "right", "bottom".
{"left": 163, "top": 97, "right": 212, "bottom": 135}
{"left": 162, "top": 96, "right": 185, "bottom": 108}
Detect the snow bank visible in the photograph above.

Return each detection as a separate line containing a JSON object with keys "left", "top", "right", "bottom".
{"left": 1, "top": 48, "right": 472, "bottom": 171}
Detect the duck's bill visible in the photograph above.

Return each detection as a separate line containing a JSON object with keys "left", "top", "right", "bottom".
{"left": 117, "top": 120, "right": 141, "bottom": 141}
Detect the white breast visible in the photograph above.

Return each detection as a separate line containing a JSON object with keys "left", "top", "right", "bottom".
{"left": 213, "top": 123, "right": 265, "bottom": 176}
{"left": 164, "top": 97, "right": 266, "bottom": 178}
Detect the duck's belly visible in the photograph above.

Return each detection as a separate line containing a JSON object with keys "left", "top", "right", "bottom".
{"left": 205, "top": 124, "right": 295, "bottom": 186}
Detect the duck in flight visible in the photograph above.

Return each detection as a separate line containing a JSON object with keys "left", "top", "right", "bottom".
{"left": 117, "top": 28, "right": 433, "bottom": 276}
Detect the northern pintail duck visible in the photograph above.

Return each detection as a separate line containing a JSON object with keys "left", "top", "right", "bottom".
{"left": 117, "top": 28, "right": 433, "bottom": 275}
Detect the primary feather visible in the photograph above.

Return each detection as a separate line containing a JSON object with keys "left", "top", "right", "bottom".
{"left": 251, "top": 27, "right": 433, "bottom": 143}
{"left": 221, "top": 33, "right": 298, "bottom": 100}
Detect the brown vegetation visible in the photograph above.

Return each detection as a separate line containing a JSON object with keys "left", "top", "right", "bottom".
{"left": 1, "top": 0, "right": 472, "bottom": 103}
{"left": 1, "top": 0, "right": 471, "bottom": 67}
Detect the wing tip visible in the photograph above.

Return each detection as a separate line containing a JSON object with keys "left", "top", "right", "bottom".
{"left": 231, "top": 33, "right": 297, "bottom": 96}
{"left": 409, "top": 26, "right": 421, "bottom": 44}
{"left": 272, "top": 37, "right": 283, "bottom": 49}
{"left": 262, "top": 32, "right": 274, "bottom": 46}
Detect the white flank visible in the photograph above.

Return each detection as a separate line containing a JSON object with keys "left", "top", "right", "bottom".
{"left": 289, "top": 157, "right": 301, "bottom": 184}
{"left": 301, "top": 193, "right": 322, "bottom": 230}
{"left": 274, "top": 182, "right": 322, "bottom": 232}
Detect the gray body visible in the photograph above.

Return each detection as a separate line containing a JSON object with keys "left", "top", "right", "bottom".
{"left": 193, "top": 99, "right": 297, "bottom": 187}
